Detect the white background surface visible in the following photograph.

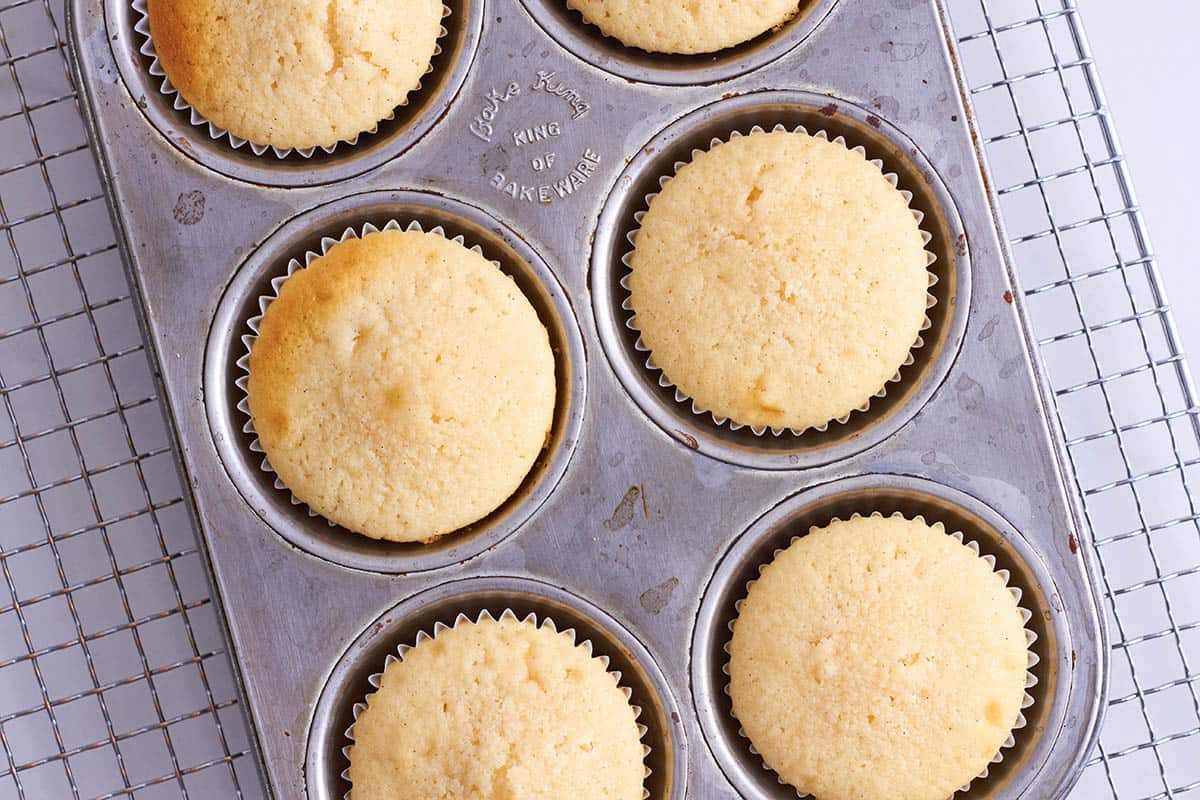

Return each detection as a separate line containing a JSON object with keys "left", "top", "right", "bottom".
{"left": 1083, "top": 1, "right": 1199, "bottom": 361}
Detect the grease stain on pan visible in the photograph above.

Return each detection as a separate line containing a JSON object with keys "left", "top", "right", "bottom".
{"left": 978, "top": 314, "right": 1000, "bottom": 342}
{"left": 956, "top": 374, "right": 985, "bottom": 413}
{"left": 640, "top": 577, "right": 679, "bottom": 614}
{"left": 605, "top": 485, "right": 646, "bottom": 531}
{"left": 172, "top": 189, "right": 205, "bottom": 225}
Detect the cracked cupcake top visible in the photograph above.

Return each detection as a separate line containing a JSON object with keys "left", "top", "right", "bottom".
{"left": 146, "top": 0, "right": 442, "bottom": 150}
{"left": 627, "top": 129, "right": 930, "bottom": 431}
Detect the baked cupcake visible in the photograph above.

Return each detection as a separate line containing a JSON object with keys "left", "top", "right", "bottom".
{"left": 145, "top": 0, "right": 443, "bottom": 151}
{"left": 627, "top": 128, "right": 930, "bottom": 432}
{"left": 347, "top": 613, "right": 646, "bottom": 799}
{"left": 246, "top": 228, "right": 556, "bottom": 543}
{"left": 728, "top": 513, "right": 1031, "bottom": 800}
{"left": 567, "top": 0, "right": 801, "bottom": 54}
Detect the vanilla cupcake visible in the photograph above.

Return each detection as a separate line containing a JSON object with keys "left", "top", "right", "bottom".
{"left": 145, "top": 0, "right": 443, "bottom": 150}
{"left": 627, "top": 129, "right": 930, "bottom": 432}
{"left": 246, "top": 228, "right": 556, "bottom": 543}
{"left": 728, "top": 513, "right": 1032, "bottom": 800}
{"left": 347, "top": 613, "right": 646, "bottom": 799}
{"left": 567, "top": 0, "right": 801, "bottom": 54}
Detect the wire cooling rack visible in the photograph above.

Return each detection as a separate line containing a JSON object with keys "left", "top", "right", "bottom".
{"left": 0, "top": 0, "right": 263, "bottom": 797}
{"left": 950, "top": 1, "right": 1200, "bottom": 797}
{"left": 0, "top": 0, "right": 1197, "bottom": 798}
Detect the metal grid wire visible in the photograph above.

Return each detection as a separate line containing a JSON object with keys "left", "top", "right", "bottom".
{"left": 0, "top": 0, "right": 264, "bottom": 798}
{"left": 0, "top": 0, "right": 1196, "bottom": 798}
{"left": 948, "top": 0, "right": 1200, "bottom": 797}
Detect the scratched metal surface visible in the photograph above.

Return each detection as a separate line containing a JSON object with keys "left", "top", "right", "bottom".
{"left": 57, "top": 0, "right": 1115, "bottom": 799}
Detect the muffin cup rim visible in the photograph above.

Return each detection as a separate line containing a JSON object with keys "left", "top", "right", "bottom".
{"left": 619, "top": 123, "right": 939, "bottom": 437}
{"left": 341, "top": 606, "right": 654, "bottom": 800}
{"left": 723, "top": 509, "right": 1041, "bottom": 798}
{"left": 130, "top": 0, "right": 450, "bottom": 158}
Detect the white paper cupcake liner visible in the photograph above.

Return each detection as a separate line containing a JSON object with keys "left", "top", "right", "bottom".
{"left": 131, "top": 0, "right": 450, "bottom": 158}
{"left": 723, "top": 511, "right": 1040, "bottom": 798}
{"left": 620, "top": 123, "right": 939, "bottom": 437}
{"left": 234, "top": 218, "right": 500, "bottom": 527}
{"left": 341, "top": 608, "right": 653, "bottom": 800}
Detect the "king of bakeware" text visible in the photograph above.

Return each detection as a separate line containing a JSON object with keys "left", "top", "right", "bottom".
{"left": 490, "top": 147, "right": 601, "bottom": 205}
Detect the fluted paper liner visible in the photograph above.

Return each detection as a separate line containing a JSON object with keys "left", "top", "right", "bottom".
{"left": 131, "top": 0, "right": 450, "bottom": 158}
{"left": 621, "top": 123, "right": 939, "bottom": 437}
{"left": 341, "top": 608, "right": 653, "bottom": 800}
{"left": 723, "top": 511, "right": 1040, "bottom": 798}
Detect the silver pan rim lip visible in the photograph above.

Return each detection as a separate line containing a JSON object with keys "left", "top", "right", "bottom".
{"left": 589, "top": 89, "right": 972, "bottom": 470}
{"left": 689, "top": 472, "right": 1074, "bottom": 800}
{"left": 515, "top": 0, "right": 840, "bottom": 86}
{"left": 304, "top": 574, "right": 688, "bottom": 800}
{"left": 202, "top": 189, "right": 587, "bottom": 575}
{"left": 102, "top": 0, "right": 484, "bottom": 187}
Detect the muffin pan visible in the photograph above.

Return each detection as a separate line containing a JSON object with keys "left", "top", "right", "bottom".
{"left": 69, "top": 0, "right": 1107, "bottom": 798}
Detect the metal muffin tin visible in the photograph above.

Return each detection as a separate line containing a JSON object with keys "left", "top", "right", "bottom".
{"left": 67, "top": 0, "right": 1108, "bottom": 798}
